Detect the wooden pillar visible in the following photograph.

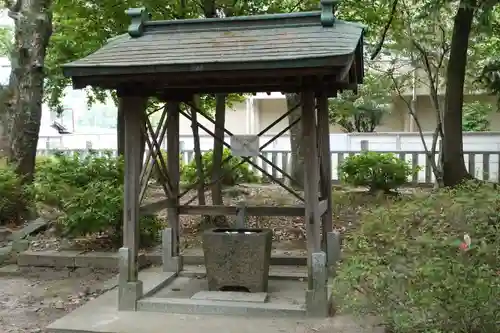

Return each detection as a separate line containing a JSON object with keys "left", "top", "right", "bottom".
{"left": 316, "top": 92, "right": 333, "bottom": 253}
{"left": 302, "top": 89, "right": 329, "bottom": 317}
{"left": 164, "top": 101, "right": 182, "bottom": 272}
{"left": 118, "top": 95, "right": 147, "bottom": 311}
{"left": 302, "top": 90, "right": 321, "bottom": 256}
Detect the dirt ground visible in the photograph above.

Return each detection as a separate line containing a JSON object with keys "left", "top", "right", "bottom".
{"left": 0, "top": 267, "right": 116, "bottom": 333}
{"left": 0, "top": 185, "right": 411, "bottom": 332}
{"left": 29, "top": 183, "right": 413, "bottom": 253}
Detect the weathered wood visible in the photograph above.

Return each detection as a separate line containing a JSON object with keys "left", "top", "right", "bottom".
{"left": 139, "top": 105, "right": 168, "bottom": 201}
{"left": 184, "top": 102, "right": 301, "bottom": 193}
{"left": 316, "top": 93, "right": 333, "bottom": 252}
{"left": 179, "top": 205, "right": 305, "bottom": 216}
{"left": 166, "top": 101, "right": 181, "bottom": 258}
{"left": 71, "top": 62, "right": 353, "bottom": 88}
{"left": 211, "top": 95, "right": 226, "bottom": 207}
{"left": 77, "top": 74, "right": 357, "bottom": 96}
{"left": 301, "top": 89, "right": 321, "bottom": 289}
{"left": 143, "top": 116, "right": 172, "bottom": 198}
{"left": 178, "top": 106, "right": 304, "bottom": 201}
{"left": 117, "top": 98, "right": 126, "bottom": 156}
{"left": 318, "top": 199, "right": 328, "bottom": 216}
{"left": 190, "top": 96, "right": 206, "bottom": 207}
{"left": 122, "top": 96, "right": 147, "bottom": 282}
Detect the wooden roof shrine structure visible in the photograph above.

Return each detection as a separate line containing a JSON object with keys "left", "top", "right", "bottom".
{"left": 63, "top": 1, "right": 364, "bottom": 318}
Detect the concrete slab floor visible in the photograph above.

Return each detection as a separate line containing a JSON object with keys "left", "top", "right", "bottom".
{"left": 47, "top": 267, "right": 383, "bottom": 333}
{"left": 150, "top": 276, "right": 306, "bottom": 307}
{"left": 191, "top": 291, "right": 268, "bottom": 303}
{"left": 47, "top": 289, "right": 383, "bottom": 333}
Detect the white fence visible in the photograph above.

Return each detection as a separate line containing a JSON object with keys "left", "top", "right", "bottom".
{"left": 36, "top": 148, "right": 500, "bottom": 184}
{"left": 38, "top": 131, "right": 500, "bottom": 152}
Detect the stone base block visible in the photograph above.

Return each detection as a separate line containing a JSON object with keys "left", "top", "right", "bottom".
{"left": 0, "top": 246, "right": 12, "bottom": 264}
{"left": 191, "top": 291, "right": 268, "bottom": 303}
{"left": 305, "top": 287, "right": 329, "bottom": 317}
{"left": 202, "top": 228, "right": 272, "bottom": 293}
{"left": 12, "top": 239, "right": 30, "bottom": 252}
{"left": 306, "top": 251, "right": 329, "bottom": 317}
{"left": 118, "top": 280, "right": 143, "bottom": 311}
{"left": 326, "top": 231, "right": 342, "bottom": 269}
{"left": 162, "top": 256, "right": 183, "bottom": 273}
{"left": 162, "top": 228, "right": 182, "bottom": 273}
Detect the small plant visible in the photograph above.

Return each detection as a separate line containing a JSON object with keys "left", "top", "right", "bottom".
{"left": 58, "top": 180, "right": 162, "bottom": 247}
{"left": 34, "top": 152, "right": 162, "bottom": 248}
{"left": 334, "top": 181, "right": 500, "bottom": 333}
{"left": 0, "top": 164, "right": 31, "bottom": 225}
{"left": 182, "top": 148, "right": 259, "bottom": 186}
{"left": 150, "top": 151, "right": 185, "bottom": 183}
{"left": 339, "top": 152, "right": 414, "bottom": 192}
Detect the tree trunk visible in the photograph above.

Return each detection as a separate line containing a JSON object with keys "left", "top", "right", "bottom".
{"left": 442, "top": 0, "right": 474, "bottom": 187}
{"left": 7, "top": 0, "right": 52, "bottom": 183}
{"left": 211, "top": 94, "right": 228, "bottom": 227}
{"left": 286, "top": 93, "right": 304, "bottom": 190}
{"left": 117, "top": 97, "right": 125, "bottom": 156}
{"left": 0, "top": 87, "right": 11, "bottom": 161}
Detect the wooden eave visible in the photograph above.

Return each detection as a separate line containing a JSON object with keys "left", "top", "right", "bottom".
{"left": 63, "top": 10, "right": 365, "bottom": 96}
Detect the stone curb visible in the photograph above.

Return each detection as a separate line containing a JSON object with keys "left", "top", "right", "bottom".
{"left": 17, "top": 250, "right": 149, "bottom": 269}
{"left": 0, "top": 264, "right": 23, "bottom": 277}
{"left": 17, "top": 250, "right": 306, "bottom": 269}
{"left": 0, "top": 245, "right": 13, "bottom": 265}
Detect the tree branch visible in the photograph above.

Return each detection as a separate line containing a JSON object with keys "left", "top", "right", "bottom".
{"left": 7, "top": 0, "right": 22, "bottom": 20}
{"left": 370, "top": 0, "right": 399, "bottom": 60}
{"left": 412, "top": 39, "right": 445, "bottom": 138}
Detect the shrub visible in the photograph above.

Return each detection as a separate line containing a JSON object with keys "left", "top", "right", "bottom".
{"left": 334, "top": 181, "right": 500, "bottom": 333}
{"left": 182, "top": 148, "right": 259, "bottom": 186}
{"left": 34, "top": 151, "right": 162, "bottom": 248}
{"left": 35, "top": 155, "right": 57, "bottom": 167}
{"left": 150, "top": 150, "right": 185, "bottom": 183}
{"left": 339, "top": 152, "right": 413, "bottom": 192}
{"left": 0, "top": 164, "right": 30, "bottom": 225}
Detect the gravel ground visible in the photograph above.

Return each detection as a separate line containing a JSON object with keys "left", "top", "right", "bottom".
{"left": 0, "top": 267, "right": 116, "bottom": 333}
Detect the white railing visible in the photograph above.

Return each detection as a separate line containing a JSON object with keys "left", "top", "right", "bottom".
{"left": 36, "top": 149, "right": 500, "bottom": 184}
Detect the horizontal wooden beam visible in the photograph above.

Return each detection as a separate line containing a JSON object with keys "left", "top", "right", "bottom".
{"left": 102, "top": 75, "right": 356, "bottom": 97}
{"left": 67, "top": 55, "right": 353, "bottom": 82}
{"left": 140, "top": 198, "right": 170, "bottom": 215}
{"left": 178, "top": 205, "right": 305, "bottom": 216}
{"left": 140, "top": 201, "right": 332, "bottom": 217}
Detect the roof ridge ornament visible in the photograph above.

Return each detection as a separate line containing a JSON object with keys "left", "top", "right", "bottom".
{"left": 126, "top": 7, "right": 151, "bottom": 38}
{"left": 320, "top": 0, "right": 336, "bottom": 27}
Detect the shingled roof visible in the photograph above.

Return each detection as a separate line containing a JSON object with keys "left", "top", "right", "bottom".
{"left": 63, "top": 6, "right": 365, "bottom": 94}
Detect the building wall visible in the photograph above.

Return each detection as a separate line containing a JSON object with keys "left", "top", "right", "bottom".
{"left": 256, "top": 93, "right": 499, "bottom": 134}
{"left": 256, "top": 96, "right": 407, "bottom": 134}
{"left": 178, "top": 101, "right": 248, "bottom": 136}
{"left": 396, "top": 94, "right": 499, "bottom": 132}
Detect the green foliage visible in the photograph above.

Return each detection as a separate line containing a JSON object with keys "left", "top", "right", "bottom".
{"left": 0, "top": 27, "right": 13, "bottom": 59}
{"left": 339, "top": 152, "right": 414, "bottom": 192}
{"left": 329, "top": 72, "right": 392, "bottom": 132}
{"left": 0, "top": 164, "right": 30, "bottom": 225}
{"left": 150, "top": 151, "right": 185, "bottom": 183}
{"left": 334, "top": 182, "right": 500, "bottom": 333}
{"left": 462, "top": 101, "right": 493, "bottom": 132}
{"left": 46, "top": 0, "right": 278, "bottom": 115}
{"left": 34, "top": 152, "right": 162, "bottom": 247}
{"left": 182, "top": 148, "right": 259, "bottom": 186}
